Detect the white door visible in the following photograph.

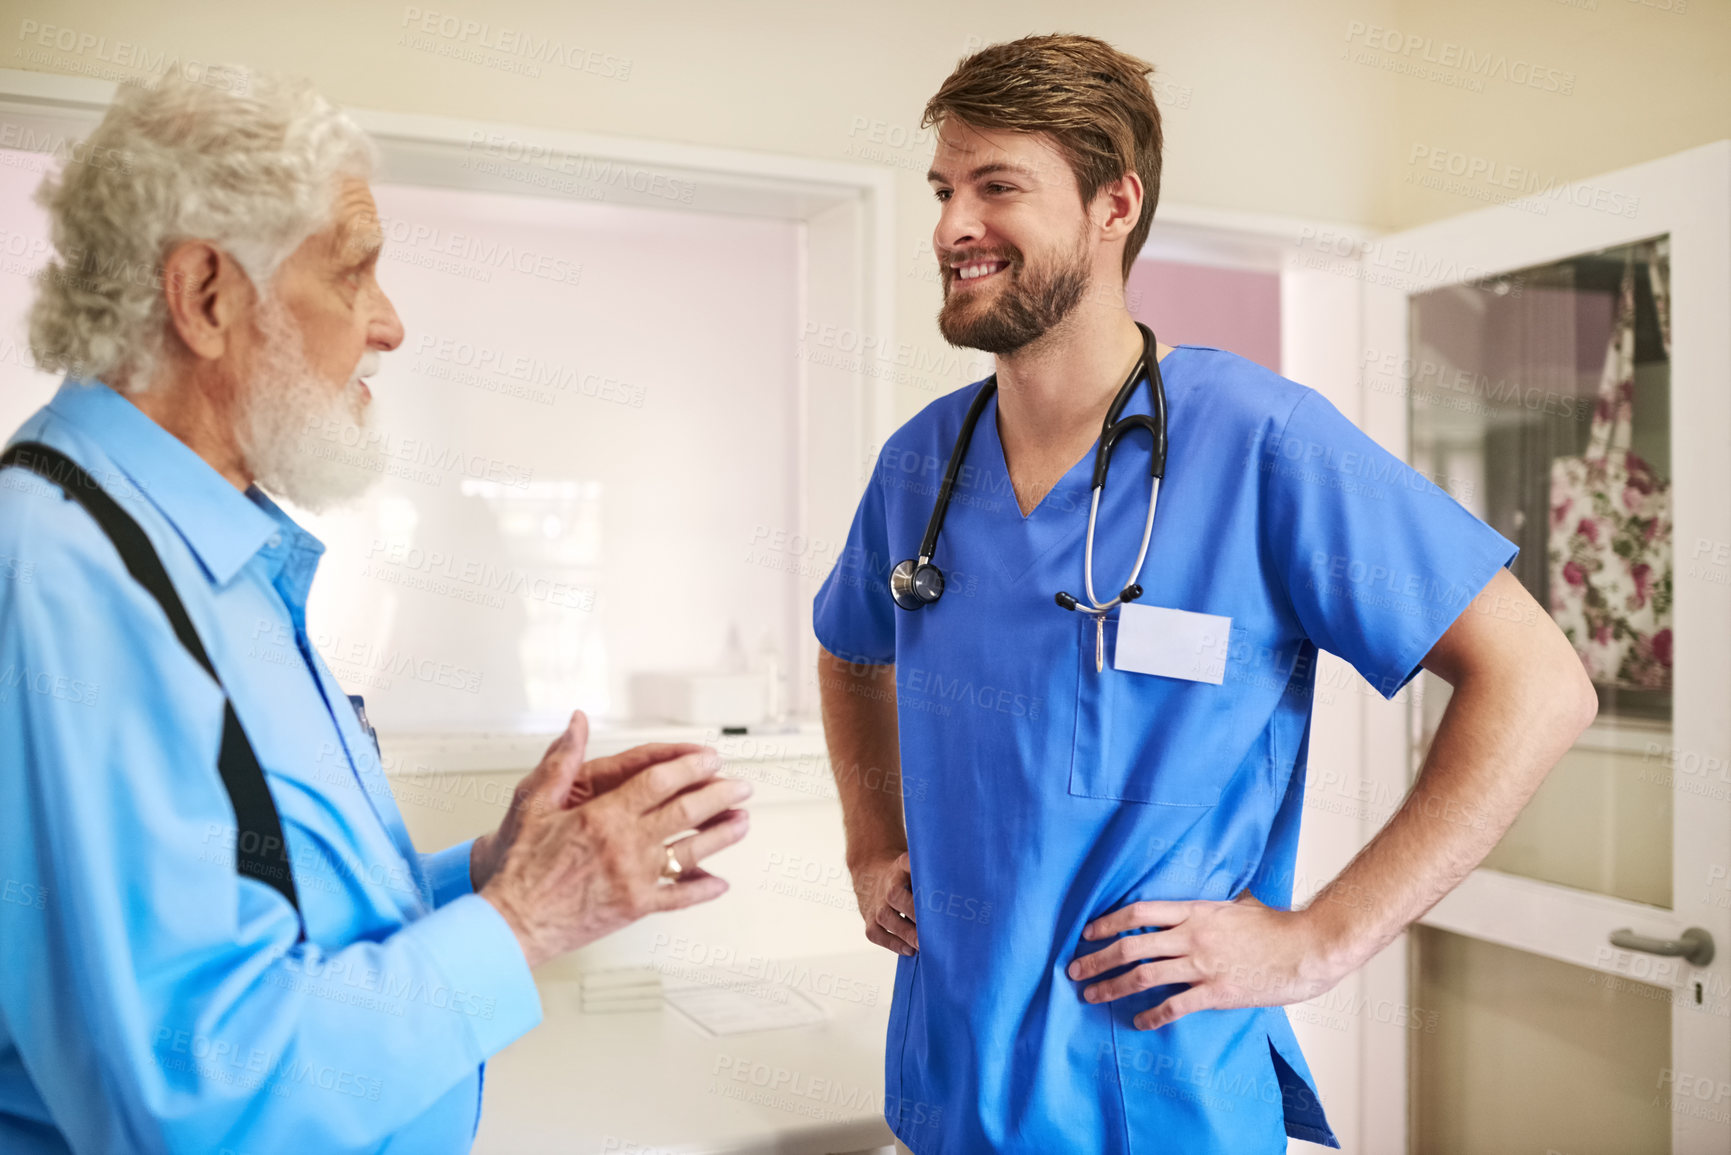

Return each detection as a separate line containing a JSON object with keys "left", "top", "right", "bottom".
{"left": 1355, "top": 142, "right": 1731, "bottom": 1154}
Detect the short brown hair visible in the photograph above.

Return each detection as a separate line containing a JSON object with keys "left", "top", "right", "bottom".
{"left": 922, "top": 34, "right": 1163, "bottom": 281}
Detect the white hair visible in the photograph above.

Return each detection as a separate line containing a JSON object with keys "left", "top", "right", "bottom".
{"left": 27, "top": 71, "right": 377, "bottom": 392}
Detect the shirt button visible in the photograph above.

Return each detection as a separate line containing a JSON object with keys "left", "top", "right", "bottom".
{"left": 267, "top": 533, "right": 283, "bottom": 549}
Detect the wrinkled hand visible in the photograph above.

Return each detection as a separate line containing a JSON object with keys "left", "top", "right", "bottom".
{"left": 564, "top": 741, "right": 711, "bottom": 808}
{"left": 471, "top": 734, "right": 710, "bottom": 890}
{"left": 851, "top": 850, "right": 917, "bottom": 956}
{"left": 1066, "top": 891, "right": 1348, "bottom": 1030}
{"left": 479, "top": 712, "right": 751, "bottom": 969}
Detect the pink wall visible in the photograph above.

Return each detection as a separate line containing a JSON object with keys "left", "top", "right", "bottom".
{"left": 1126, "top": 258, "right": 1281, "bottom": 374}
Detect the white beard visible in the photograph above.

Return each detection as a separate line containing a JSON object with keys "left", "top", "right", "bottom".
{"left": 238, "top": 296, "right": 383, "bottom": 513}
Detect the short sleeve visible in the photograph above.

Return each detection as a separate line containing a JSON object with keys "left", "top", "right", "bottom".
{"left": 812, "top": 464, "right": 897, "bottom": 666}
{"left": 1260, "top": 389, "right": 1519, "bottom": 699}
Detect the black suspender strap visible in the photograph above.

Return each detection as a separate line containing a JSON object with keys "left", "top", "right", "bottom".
{"left": 1, "top": 441, "right": 305, "bottom": 931}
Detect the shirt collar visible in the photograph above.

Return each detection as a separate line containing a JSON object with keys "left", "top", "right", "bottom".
{"left": 45, "top": 379, "right": 321, "bottom": 587}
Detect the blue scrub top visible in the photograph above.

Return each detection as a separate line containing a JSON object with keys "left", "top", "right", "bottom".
{"left": 813, "top": 346, "right": 1518, "bottom": 1154}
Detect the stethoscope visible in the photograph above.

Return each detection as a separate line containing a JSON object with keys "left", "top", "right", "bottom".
{"left": 890, "top": 322, "right": 1169, "bottom": 668}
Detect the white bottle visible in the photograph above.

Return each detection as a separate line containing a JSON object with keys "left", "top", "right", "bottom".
{"left": 720, "top": 621, "right": 748, "bottom": 674}
{"left": 756, "top": 631, "right": 786, "bottom": 727}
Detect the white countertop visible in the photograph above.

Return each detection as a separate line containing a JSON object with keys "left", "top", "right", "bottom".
{"left": 379, "top": 720, "right": 829, "bottom": 778}
{"left": 474, "top": 949, "right": 900, "bottom": 1155}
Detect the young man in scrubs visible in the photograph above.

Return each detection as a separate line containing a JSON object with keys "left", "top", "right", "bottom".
{"left": 813, "top": 34, "right": 1599, "bottom": 1154}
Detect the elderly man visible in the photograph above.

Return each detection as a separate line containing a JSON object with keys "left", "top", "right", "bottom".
{"left": 0, "top": 75, "right": 751, "bottom": 1152}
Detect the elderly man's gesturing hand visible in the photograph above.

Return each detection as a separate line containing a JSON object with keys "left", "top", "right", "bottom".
{"left": 469, "top": 732, "right": 715, "bottom": 889}
{"left": 478, "top": 712, "right": 752, "bottom": 969}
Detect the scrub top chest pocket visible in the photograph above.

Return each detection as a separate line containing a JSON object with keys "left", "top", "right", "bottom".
{"left": 1068, "top": 611, "right": 1240, "bottom": 807}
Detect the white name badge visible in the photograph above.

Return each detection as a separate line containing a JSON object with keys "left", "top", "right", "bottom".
{"left": 1113, "top": 603, "right": 1232, "bottom": 684}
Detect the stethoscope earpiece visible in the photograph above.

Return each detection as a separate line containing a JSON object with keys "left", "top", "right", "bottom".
{"left": 1059, "top": 585, "right": 1141, "bottom": 613}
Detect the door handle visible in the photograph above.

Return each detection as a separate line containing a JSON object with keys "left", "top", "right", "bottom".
{"left": 1608, "top": 926, "right": 1715, "bottom": 968}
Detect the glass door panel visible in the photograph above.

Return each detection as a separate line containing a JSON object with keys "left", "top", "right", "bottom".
{"left": 1411, "top": 926, "right": 1672, "bottom": 1155}
{"left": 1407, "top": 237, "right": 1674, "bottom": 907}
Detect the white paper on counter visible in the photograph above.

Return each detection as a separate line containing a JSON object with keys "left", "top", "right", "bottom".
{"left": 663, "top": 982, "right": 829, "bottom": 1036}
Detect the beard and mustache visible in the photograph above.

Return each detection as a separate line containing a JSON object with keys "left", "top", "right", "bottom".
{"left": 237, "top": 295, "right": 384, "bottom": 514}
{"left": 936, "top": 223, "right": 1093, "bottom": 356}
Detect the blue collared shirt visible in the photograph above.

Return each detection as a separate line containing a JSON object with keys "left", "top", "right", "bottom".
{"left": 0, "top": 380, "right": 541, "bottom": 1153}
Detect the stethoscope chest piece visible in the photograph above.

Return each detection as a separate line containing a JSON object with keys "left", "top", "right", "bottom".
{"left": 890, "top": 558, "right": 946, "bottom": 609}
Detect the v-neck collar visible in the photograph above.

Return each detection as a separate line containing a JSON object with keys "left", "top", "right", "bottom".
{"left": 970, "top": 345, "right": 1192, "bottom": 585}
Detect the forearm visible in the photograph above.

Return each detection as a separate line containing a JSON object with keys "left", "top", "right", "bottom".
{"left": 1304, "top": 654, "right": 1597, "bottom": 970}
{"left": 11, "top": 891, "right": 538, "bottom": 1151}
{"left": 817, "top": 647, "right": 906, "bottom": 868}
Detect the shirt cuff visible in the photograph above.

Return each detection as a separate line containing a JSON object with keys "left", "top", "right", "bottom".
{"left": 422, "top": 839, "right": 478, "bottom": 908}
{"left": 400, "top": 892, "right": 543, "bottom": 1058}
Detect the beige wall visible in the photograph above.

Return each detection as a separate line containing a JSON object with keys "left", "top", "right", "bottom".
{"left": 1384, "top": 0, "right": 1731, "bottom": 228}
{"left": 2, "top": 0, "right": 1400, "bottom": 429}
{"left": 2, "top": 0, "right": 1726, "bottom": 426}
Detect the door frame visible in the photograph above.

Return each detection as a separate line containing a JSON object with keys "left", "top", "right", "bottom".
{"left": 1358, "top": 140, "right": 1731, "bottom": 1154}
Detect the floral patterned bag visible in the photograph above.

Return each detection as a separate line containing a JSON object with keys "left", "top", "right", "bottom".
{"left": 1547, "top": 249, "right": 1672, "bottom": 690}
